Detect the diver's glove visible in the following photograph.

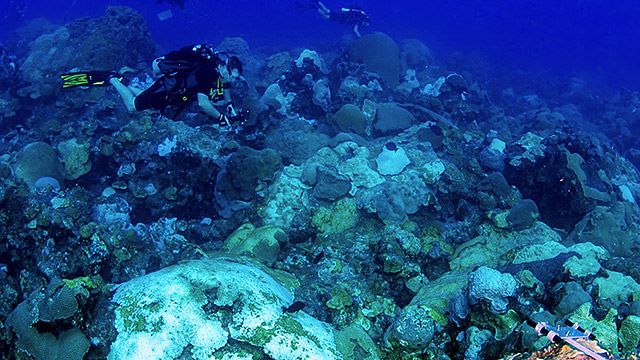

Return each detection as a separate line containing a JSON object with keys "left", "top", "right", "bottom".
{"left": 230, "top": 109, "right": 250, "bottom": 126}
{"left": 224, "top": 102, "right": 237, "bottom": 117}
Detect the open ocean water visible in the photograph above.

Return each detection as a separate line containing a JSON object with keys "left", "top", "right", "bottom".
{"left": 2, "top": 0, "right": 639, "bottom": 89}
{"left": 2, "top": 1, "right": 640, "bottom": 360}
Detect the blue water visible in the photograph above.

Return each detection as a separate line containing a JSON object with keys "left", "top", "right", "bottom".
{"left": 2, "top": 0, "right": 639, "bottom": 89}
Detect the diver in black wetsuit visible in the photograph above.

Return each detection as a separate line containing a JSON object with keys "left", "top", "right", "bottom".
{"left": 297, "top": 0, "right": 371, "bottom": 37}
{"left": 156, "top": 0, "right": 186, "bottom": 10}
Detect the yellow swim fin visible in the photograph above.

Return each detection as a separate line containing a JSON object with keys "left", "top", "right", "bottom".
{"left": 60, "top": 71, "right": 121, "bottom": 89}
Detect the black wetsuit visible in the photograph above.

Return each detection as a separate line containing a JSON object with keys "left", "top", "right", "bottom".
{"left": 329, "top": 7, "right": 370, "bottom": 26}
{"left": 156, "top": 0, "right": 186, "bottom": 10}
{"left": 135, "top": 60, "right": 224, "bottom": 111}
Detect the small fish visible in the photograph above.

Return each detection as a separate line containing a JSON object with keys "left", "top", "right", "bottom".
{"left": 385, "top": 142, "right": 398, "bottom": 151}
{"left": 283, "top": 301, "right": 305, "bottom": 313}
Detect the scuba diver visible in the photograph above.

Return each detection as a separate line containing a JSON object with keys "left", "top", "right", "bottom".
{"left": 156, "top": 0, "right": 186, "bottom": 10}
{"left": 297, "top": 0, "right": 371, "bottom": 37}
{"left": 61, "top": 44, "right": 246, "bottom": 129}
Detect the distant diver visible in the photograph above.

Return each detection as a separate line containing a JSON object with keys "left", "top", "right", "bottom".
{"left": 156, "top": 0, "right": 186, "bottom": 10}
{"left": 2, "top": 0, "right": 25, "bottom": 24}
{"left": 61, "top": 44, "right": 247, "bottom": 130}
{"left": 296, "top": 0, "right": 371, "bottom": 37}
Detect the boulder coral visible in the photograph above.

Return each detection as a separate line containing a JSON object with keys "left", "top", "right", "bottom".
{"left": 12, "top": 141, "right": 64, "bottom": 190}
{"left": 349, "top": 32, "right": 401, "bottom": 87}
{"left": 108, "top": 258, "right": 349, "bottom": 360}
{"left": 332, "top": 103, "right": 368, "bottom": 135}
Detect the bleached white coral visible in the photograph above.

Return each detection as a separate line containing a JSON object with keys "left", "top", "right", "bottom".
{"left": 157, "top": 135, "right": 177, "bottom": 157}
{"left": 108, "top": 258, "right": 342, "bottom": 360}
{"left": 421, "top": 76, "right": 445, "bottom": 97}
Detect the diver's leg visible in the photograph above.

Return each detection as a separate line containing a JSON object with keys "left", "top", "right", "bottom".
{"left": 317, "top": 1, "right": 330, "bottom": 18}
{"left": 109, "top": 77, "right": 137, "bottom": 112}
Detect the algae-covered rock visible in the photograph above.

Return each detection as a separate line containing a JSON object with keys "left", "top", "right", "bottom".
{"left": 311, "top": 198, "right": 359, "bottom": 234}
{"left": 12, "top": 141, "right": 64, "bottom": 190}
{"left": 555, "top": 282, "right": 593, "bottom": 318}
{"left": 469, "top": 308, "right": 521, "bottom": 340}
{"left": 359, "top": 175, "right": 428, "bottom": 224}
{"left": 468, "top": 266, "right": 517, "bottom": 314}
{"left": 108, "top": 258, "right": 342, "bottom": 360}
{"left": 261, "top": 83, "right": 285, "bottom": 110}
{"left": 410, "top": 271, "right": 468, "bottom": 325}
{"left": 58, "top": 138, "right": 91, "bottom": 179}
{"left": 312, "top": 166, "right": 352, "bottom": 200}
{"left": 383, "top": 305, "right": 435, "bottom": 351}
{"left": 260, "top": 167, "right": 312, "bottom": 229}
{"left": 332, "top": 103, "right": 368, "bottom": 135}
{"left": 450, "top": 222, "right": 561, "bottom": 271}
{"left": 335, "top": 324, "right": 381, "bottom": 360}
{"left": 400, "top": 38, "right": 432, "bottom": 70}
{"left": 215, "top": 146, "right": 283, "bottom": 217}
{"left": 349, "top": 32, "right": 401, "bottom": 86}
{"left": 222, "top": 223, "right": 287, "bottom": 266}
{"left": 326, "top": 286, "right": 353, "bottom": 310}
{"left": 221, "top": 146, "right": 282, "bottom": 201}
{"left": 567, "top": 303, "right": 619, "bottom": 353}
{"left": 568, "top": 203, "right": 640, "bottom": 257}
{"left": 331, "top": 141, "right": 385, "bottom": 192}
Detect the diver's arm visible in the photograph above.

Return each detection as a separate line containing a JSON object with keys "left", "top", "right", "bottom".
{"left": 353, "top": 23, "right": 361, "bottom": 37}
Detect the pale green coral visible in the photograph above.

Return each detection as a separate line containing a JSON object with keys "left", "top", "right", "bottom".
{"left": 563, "top": 255, "right": 601, "bottom": 279}
{"left": 594, "top": 270, "right": 640, "bottom": 306}
{"left": 422, "top": 158, "right": 445, "bottom": 184}
{"left": 326, "top": 287, "right": 354, "bottom": 310}
{"left": 470, "top": 309, "right": 521, "bottom": 340}
{"left": 619, "top": 315, "right": 640, "bottom": 352}
{"left": 567, "top": 242, "right": 609, "bottom": 261}
{"left": 62, "top": 276, "right": 99, "bottom": 298}
{"left": 311, "top": 198, "right": 358, "bottom": 234}
{"left": 568, "top": 303, "right": 619, "bottom": 353}
{"left": 222, "top": 223, "right": 287, "bottom": 266}
{"left": 361, "top": 296, "right": 397, "bottom": 319}
{"left": 450, "top": 222, "right": 561, "bottom": 271}
{"left": 409, "top": 271, "right": 468, "bottom": 325}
